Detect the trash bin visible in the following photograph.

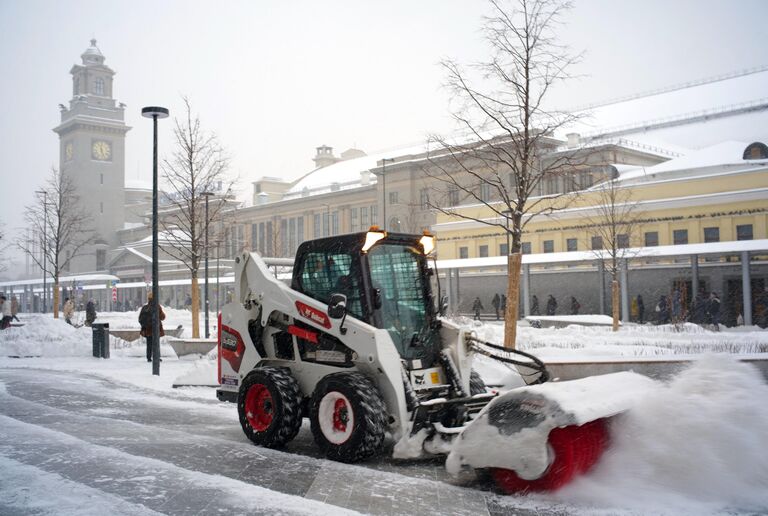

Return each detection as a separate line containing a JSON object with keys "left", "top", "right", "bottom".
{"left": 92, "top": 322, "right": 110, "bottom": 358}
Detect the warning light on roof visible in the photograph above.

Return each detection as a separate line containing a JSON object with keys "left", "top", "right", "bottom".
{"left": 362, "top": 229, "right": 386, "bottom": 252}
{"left": 419, "top": 234, "right": 436, "bottom": 255}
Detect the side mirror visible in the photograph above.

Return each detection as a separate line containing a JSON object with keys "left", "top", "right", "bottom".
{"left": 328, "top": 293, "right": 347, "bottom": 320}
{"left": 373, "top": 288, "right": 383, "bottom": 310}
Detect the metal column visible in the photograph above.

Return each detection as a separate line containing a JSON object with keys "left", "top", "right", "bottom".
{"left": 742, "top": 251, "right": 752, "bottom": 326}
{"left": 691, "top": 254, "right": 699, "bottom": 297}
{"left": 620, "top": 259, "right": 630, "bottom": 322}
{"left": 598, "top": 260, "right": 606, "bottom": 314}
{"left": 522, "top": 264, "right": 531, "bottom": 316}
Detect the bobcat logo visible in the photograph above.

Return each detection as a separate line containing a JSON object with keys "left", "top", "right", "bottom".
{"left": 414, "top": 374, "right": 425, "bottom": 385}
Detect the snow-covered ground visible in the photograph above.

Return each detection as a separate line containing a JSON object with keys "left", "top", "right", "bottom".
{"left": 1, "top": 312, "right": 768, "bottom": 515}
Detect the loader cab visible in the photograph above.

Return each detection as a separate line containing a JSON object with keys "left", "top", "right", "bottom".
{"left": 291, "top": 230, "right": 439, "bottom": 363}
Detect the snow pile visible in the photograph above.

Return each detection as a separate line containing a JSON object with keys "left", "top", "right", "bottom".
{"left": 464, "top": 318, "right": 768, "bottom": 358}
{"left": 557, "top": 355, "right": 768, "bottom": 513}
{"left": 0, "top": 315, "right": 92, "bottom": 357}
{"left": 172, "top": 360, "right": 217, "bottom": 386}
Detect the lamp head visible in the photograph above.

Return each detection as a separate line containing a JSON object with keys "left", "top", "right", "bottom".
{"left": 141, "top": 106, "right": 169, "bottom": 119}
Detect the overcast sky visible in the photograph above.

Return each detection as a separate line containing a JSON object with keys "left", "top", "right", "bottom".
{"left": 1, "top": 0, "right": 767, "bottom": 258}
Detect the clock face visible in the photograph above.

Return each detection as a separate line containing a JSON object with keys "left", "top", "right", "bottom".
{"left": 92, "top": 140, "right": 112, "bottom": 161}
{"left": 65, "top": 142, "right": 73, "bottom": 161}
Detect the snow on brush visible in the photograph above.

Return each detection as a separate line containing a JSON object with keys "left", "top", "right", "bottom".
{"left": 550, "top": 356, "right": 768, "bottom": 515}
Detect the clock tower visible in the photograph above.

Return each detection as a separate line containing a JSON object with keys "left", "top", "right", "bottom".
{"left": 54, "top": 39, "right": 130, "bottom": 272}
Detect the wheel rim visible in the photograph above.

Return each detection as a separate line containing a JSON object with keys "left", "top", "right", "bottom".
{"left": 318, "top": 391, "right": 354, "bottom": 444}
{"left": 245, "top": 384, "right": 274, "bottom": 432}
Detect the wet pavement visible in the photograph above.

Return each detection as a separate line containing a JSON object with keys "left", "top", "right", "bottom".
{"left": 0, "top": 367, "right": 568, "bottom": 515}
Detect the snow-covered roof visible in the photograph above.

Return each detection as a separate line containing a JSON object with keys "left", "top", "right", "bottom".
{"left": 618, "top": 140, "right": 768, "bottom": 182}
{"left": 0, "top": 273, "right": 119, "bottom": 288}
{"left": 125, "top": 179, "right": 152, "bottom": 191}
{"left": 283, "top": 142, "right": 430, "bottom": 199}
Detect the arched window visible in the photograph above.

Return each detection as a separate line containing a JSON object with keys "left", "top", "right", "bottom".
{"left": 93, "top": 77, "right": 105, "bottom": 96}
{"left": 389, "top": 217, "right": 402, "bottom": 232}
{"left": 743, "top": 142, "right": 768, "bottom": 160}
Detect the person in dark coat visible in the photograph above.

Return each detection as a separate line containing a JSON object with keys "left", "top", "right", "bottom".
{"left": 691, "top": 293, "right": 706, "bottom": 324}
{"left": 501, "top": 294, "right": 507, "bottom": 315}
{"left": 656, "top": 295, "right": 669, "bottom": 325}
{"left": 707, "top": 292, "right": 721, "bottom": 330}
{"left": 85, "top": 299, "right": 97, "bottom": 326}
{"left": 570, "top": 296, "right": 580, "bottom": 315}
{"left": 530, "top": 295, "right": 539, "bottom": 315}
{"left": 472, "top": 297, "right": 484, "bottom": 320}
{"left": 637, "top": 294, "right": 645, "bottom": 324}
{"left": 546, "top": 295, "right": 557, "bottom": 316}
{"left": 139, "top": 292, "right": 166, "bottom": 362}
{"left": 492, "top": 293, "right": 501, "bottom": 320}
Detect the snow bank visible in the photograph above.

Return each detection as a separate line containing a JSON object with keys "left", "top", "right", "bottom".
{"left": 556, "top": 355, "right": 768, "bottom": 514}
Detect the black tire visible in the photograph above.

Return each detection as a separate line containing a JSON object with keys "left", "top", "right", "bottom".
{"left": 309, "top": 372, "right": 387, "bottom": 463}
{"left": 238, "top": 366, "right": 302, "bottom": 448}
{"left": 470, "top": 369, "right": 487, "bottom": 395}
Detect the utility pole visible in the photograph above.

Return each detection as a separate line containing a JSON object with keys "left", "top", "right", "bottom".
{"left": 201, "top": 191, "right": 215, "bottom": 338}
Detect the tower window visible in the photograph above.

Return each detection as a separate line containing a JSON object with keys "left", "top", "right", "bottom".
{"left": 94, "top": 78, "right": 105, "bottom": 95}
{"left": 100, "top": 173, "right": 104, "bottom": 185}
{"left": 100, "top": 202, "right": 103, "bottom": 214}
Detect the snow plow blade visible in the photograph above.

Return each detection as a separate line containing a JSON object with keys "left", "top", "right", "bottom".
{"left": 446, "top": 371, "right": 658, "bottom": 493}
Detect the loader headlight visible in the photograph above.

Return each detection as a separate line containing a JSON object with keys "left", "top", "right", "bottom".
{"left": 362, "top": 228, "right": 387, "bottom": 252}
{"left": 419, "top": 233, "right": 436, "bottom": 255}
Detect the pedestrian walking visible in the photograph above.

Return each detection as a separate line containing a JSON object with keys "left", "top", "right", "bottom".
{"left": 637, "top": 294, "right": 645, "bottom": 324}
{"left": 85, "top": 299, "right": 97, "bottom": 326}
{"left": 63, "top": 297, "right": 75, "bottom": 325}
{"left": 707, "top": 292, "right": 721, "bottom": 331}
{"left": 501, "top": 294, "right": 507, "bottom": 315}
{"left": 10, "top": 295, "right": 20, "bottom": 322}
{"left": 184, "top": 293, "right": 192, "bottom": 311}
{"left": 531, "top": 295, "right": 539, "bottom": 315}
{"left": 492, "top": 293, "right": 501, "bottom": 320}
{"left": 546, "top": 295, "right": 557, "bottom": 316}
{"left": 472, "top": 297, "right": 484, "bottom": 320}
{"left": 0, "top": 295, "right": 11, "bottom": 329}
{"left": 570, "top": 296, "right": 580, "bottom": 315}
{"left": 656, "top": 295, "right": 669, "bottom": 324}
{"left": 139, "top": 292, "right": 166, "bottom": 362}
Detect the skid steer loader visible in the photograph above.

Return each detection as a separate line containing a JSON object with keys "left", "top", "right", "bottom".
{"left": 216, "top": 228, "right": 654, "bottom": 493}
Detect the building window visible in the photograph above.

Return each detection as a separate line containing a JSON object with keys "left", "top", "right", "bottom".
{"left": 479, "top": 245, "right": 489, "bottom": 258}
{"left": 566, "top": 238, "right": 578, "bottom": 252}
{"left": 389, "top": 217, "right": 401, "bottom": 232}
{"left": 96, "top": 249, "right": 106, "bottom": 270}
{"left": 499, "top": 243, "right": 509, "bottom": 256}
{"left": 313, "top": 214, "right": 321, "bottom": 238}
{"left": 350, "top": 208, "right": 358, "bottom": 232}
{"left": 521, "top": 242, "right": 531, "bottom": 254}
{"left": 673, "top": 229, "right": 688, "bottom": 245}
{"left": 259, "top": 222, "right": 266, "bottom": 254}
{"left": 420, "top": 188, "right": 429, "bottom": 209}
{"left": 459, "top": 246, "right": 469, "bottom": 259}
{"left": 370, "top": 205, "right": 378, "bottom": 227}
{"left": 251, "top": 223, "right": 258, "bottom": 250}
{"left": 448, "top": 187, "right": 459, "bottom": 206}
{"left": 543, "top": 240, "right": 554, "bottom": 253}
{"left": 280, "top": 219, "right": 288, "bottom": 256}
{"left": 644, "top": 231, "right": 658, "bottom": 247}
{"left": 266, "top": 221, "right": 274, "bottom": 256}
{"left": 389, "top": 191, "right": 398, "bottom": 205}
{"left": 361, "top": 207, "right": 369, "bottom": 228}
{"left": 289, "top": 218, "right": 297, "bottom": 252}
{"left": 94, "top": 77, "right": 105, "bottom": 95}
{"left": 479, "top": 183, "right": 492, "bottom": 202}
{"left": 322, "top": 212, "right": 330, "bottom": 237}
{"left": 297, "top": 216, "right": 304, "bottom": 246}
{"left": 591, "top": 235, "right": 603, "bottom": 250}
{"left": 703, "top": 227, "right": 720, "bottom": 243}
{"left": 617, "top": 234, "right": 629, "bottom": 249}
{"left": 100, "top": 202, "right": 103, "bottom": 214}
{"left": 331, "top": 211, "right": 339, "bottom": 235}
{"left": 100, "top": 173, "right": 104, "bottom": 185}
{"left": 737, "top": 224, "right": 753, "bottom": 241}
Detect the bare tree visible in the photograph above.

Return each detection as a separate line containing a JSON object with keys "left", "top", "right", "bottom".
{"left": 17, "top": 167, "right": 93, "bottom": 318}
{"left": 426, "top": 0, "right": 584, "bottom": 348}
{"left": 583, "top": 175, "right": 642, "bottom": 331}
{"left": 0, "top": 223, "right": 7, "bottom": 275}
{"left": 160, "top": 97, "right": 235, "bottom": 338}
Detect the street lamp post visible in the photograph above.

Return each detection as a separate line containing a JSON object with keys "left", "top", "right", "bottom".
{"left": 142, "top": 106, "right": 169, "bottom": 376}
{"left": 35, "top": 190, "right": 48, "bottom": 313}
{"left": 201, "top": 191, "right": 215, "bottom": 339}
